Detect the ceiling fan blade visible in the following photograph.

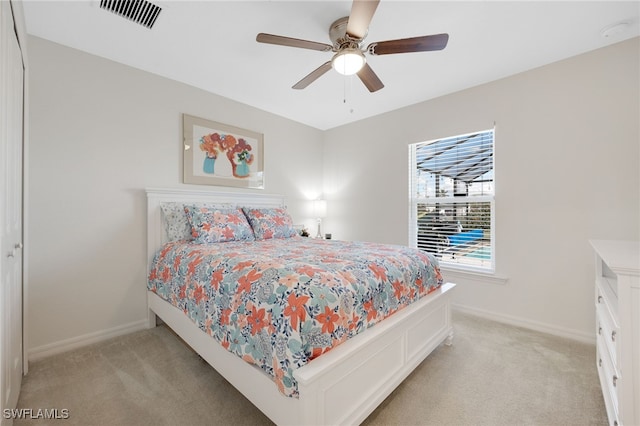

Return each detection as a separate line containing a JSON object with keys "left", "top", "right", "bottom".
{"left": 346, "top": 0, "right": 380, "bottom": 40}
{"left": 367, "top": 33, "right": 449, "bottom": 55}
{"left": 256, "top": 33, "right": 333, "bottom": 52}
{"left": 357, "top": 63, "right": 384, "bottom": 92}
{"left": 292, "top": 61, "right": 333, "bottom": 90}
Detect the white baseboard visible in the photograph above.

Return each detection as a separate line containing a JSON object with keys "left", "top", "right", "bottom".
{"left": 27, "top": 306, "right": 594, "bottom": 362}
{"left": 28, "top": 319, "right": 149, "bottom": 362}
{"left": 452, "top": 303, "right": 595, "bottom": 345}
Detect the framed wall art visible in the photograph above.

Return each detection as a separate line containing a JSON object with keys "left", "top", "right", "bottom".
{"left": 183, "top": 114, "right": 264, "bottom": 189}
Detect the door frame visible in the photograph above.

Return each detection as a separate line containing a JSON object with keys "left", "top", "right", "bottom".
{"left": 9, "top": 0, "right": 29, "bottom": 376}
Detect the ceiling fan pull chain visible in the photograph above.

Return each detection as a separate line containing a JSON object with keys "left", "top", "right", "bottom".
{"left": 343, "top": 76, "right": 356, "bottom": 114}
{"left": 343, "top": 75, "right": 347, "bottom": 104}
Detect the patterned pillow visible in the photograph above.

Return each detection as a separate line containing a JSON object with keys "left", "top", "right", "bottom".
{"left": 160, "top": 202, "right": 232, "bottom": 242}
{"left": 242, "top": 207, "right": 298, "bottom": 240}
{"left": 184, "top": 205, "right": 255, "bottom": 243}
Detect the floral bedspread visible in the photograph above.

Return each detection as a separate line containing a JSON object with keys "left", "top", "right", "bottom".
{"left": 147, "top": 237, "right": 443, "bottom": 397}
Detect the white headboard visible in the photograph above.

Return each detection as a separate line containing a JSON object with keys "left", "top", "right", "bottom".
{"left": 146, "top": 188, "right": 286, "bottom": 266}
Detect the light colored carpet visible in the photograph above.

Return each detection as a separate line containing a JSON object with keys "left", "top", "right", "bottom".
{"left": 16, "top": 312, "right": 606, "bottom": 425}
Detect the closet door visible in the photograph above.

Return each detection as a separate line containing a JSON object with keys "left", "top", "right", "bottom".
{"left": 0, "top": 0, "right": 24, "bottom": 421}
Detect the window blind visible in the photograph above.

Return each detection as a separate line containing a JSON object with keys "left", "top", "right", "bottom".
{"left": 409, "top": 129, "right": 495, "bottom": 271}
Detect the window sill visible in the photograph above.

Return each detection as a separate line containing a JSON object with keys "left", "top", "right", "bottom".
{"left": 439, "top": 265, "right": 509, "bottom": 285}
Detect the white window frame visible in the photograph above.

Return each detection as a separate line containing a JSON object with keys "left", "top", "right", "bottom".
{"left": 409, "top": 129, "right": 495, "bottom": 273}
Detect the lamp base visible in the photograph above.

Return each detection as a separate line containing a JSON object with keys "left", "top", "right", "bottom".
{"left": 315, "top": 219, "right": 322, "bottom": 239}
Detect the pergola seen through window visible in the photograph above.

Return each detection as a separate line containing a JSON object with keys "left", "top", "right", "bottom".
{"left": 409, "top": 129, "right": 495, "bottom": 271}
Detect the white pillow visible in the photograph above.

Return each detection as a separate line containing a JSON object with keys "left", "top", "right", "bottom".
{"left": 160, "top": 202, "right": 233, "bottom": 242}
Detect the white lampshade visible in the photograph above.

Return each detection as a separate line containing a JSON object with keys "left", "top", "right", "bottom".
{"left": 331, "top": 48, "right": 366, "bottom": 76}
{"left": 312, "top": 199, "right": 327, "bottom": 219}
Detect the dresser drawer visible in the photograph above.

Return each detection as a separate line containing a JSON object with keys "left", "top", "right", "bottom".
{"left": 596, "top": 281, "right": 620, "bottom": 366}
{"left": 597, "top": 339, "right": 621, "bottom": 425}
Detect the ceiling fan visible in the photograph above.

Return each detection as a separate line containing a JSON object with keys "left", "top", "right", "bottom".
{"left": 256, "top": 0, "right": 449, "bottom": 93}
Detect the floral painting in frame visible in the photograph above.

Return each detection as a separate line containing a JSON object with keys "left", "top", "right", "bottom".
{"left": 183, "top": 114, "right": 264, "bottom": 189}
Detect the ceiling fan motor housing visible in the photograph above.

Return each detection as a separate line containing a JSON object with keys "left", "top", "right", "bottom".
{"left": 330, "top": 17, "right": 366, "bottom": 50}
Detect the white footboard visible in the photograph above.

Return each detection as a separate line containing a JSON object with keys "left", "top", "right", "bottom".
{"left": 148, "top": 282, "right": 455, "bottom": 426}
{"left": 294, "top": 282, "right": 454, "bottom": 425}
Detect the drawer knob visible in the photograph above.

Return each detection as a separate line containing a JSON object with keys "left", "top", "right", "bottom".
{"left": 611, "top": 330, "right": 616, "bottom": 342}
{"left": 598, "top": 295, "right": 603, "bottom": 303}
{"left": 613, "top": 375, "right": 618, "bottom": 387}
{"left": 598, "top": 358, "right": 602, "bottom": 367}
{"left": 598, "top": 326, "right": 602, "bottom": 335}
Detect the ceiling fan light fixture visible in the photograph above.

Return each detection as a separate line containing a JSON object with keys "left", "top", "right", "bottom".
{"left": 331, "top": 48, "right": 366, "bottom": 75}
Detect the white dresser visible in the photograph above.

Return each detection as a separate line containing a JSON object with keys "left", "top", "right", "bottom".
{"left": 590, "top": 240, "right": 640, "bottom": 426}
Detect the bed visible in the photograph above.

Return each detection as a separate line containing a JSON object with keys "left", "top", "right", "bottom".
{"left": 146, "top": 188, "right": 455, "bottom": 425}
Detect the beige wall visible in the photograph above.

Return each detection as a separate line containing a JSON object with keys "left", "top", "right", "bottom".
{"left": 323, "top": 37, "right": 640, "bottom": 341}
{"left": 27, "top": 36, "right": 324, "bottom": 354}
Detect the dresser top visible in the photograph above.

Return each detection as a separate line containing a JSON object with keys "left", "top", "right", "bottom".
{"left": 590, "top": 239, "right": 640, "bottom": 275}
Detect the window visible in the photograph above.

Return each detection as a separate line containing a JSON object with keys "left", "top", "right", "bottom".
{"left": 409, "top": 129, "right": 495, "bottom": 271}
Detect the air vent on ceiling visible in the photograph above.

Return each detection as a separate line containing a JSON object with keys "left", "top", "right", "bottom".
{"left": 99, "top": 0, "right": 162, "bottom": 29}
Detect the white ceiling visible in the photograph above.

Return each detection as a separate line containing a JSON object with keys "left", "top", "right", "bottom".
{"left": 22, "top": 1, "right": 639, "bottom": 130}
